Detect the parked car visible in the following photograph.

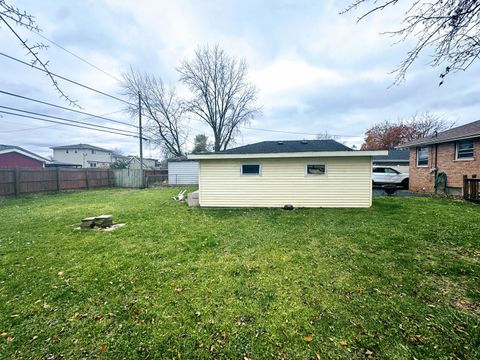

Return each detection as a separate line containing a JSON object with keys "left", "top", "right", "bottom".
{"left": 372, "top": 166, "right": 409, "bottom": 189}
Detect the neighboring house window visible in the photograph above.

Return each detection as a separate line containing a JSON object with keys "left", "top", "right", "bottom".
{"left": 305, "top": 164, "right": 326, "bottom": 176}
{"left": 241, "top": 164, "right": 261, "bottom": 176}
{"left": 90, "top": 162, "right": 97, "bottom": 168}
{"left": 416, "top": 147, "right": 429, "bottom": 167}
{"left": 66, "top": 149, "right": 69, "bottom": 154}
{"left": 91, "top": 150, "right": 96, "bottom": 154}
{"left": 74, "top": 150, "right": 77, "bottom": 153}
{"left": 456, "top": 139, "right": 474, "bottom": 160}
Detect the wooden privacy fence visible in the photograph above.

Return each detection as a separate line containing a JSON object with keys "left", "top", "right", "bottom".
{"left": 463, "top": 175, "right": 480, "bottom": 202}
{"left": 112, "top": 169, "right": 168, "bottom": 188}
{"left": 0, "top": 168, "right": 113, "bottom": 196}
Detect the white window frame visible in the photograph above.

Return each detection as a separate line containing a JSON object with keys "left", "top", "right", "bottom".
{"left": 416, "top": 147, "right": 429, "bottom": 167}
{"left": 240, "top": 163, "right": 261, "bottom": 176}
{"left": 305, "top": 163, "right": 327, "bottom": 176}
{"left": 455, "top": 139, "right": 474, "bottom": 160}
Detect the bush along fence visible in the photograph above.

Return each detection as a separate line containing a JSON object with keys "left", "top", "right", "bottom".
{"left": 0, "top": 168, "right": 113, "bottom": 197}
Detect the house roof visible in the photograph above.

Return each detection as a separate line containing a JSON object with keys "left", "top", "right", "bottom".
{"left": 0, "top": 144, "right": 49, "bottom": 162}
{"left": 50, "top": 143, "right": 112, "bottom": 152}
{"left": 213, "top": 139, "right": 353, "bottom": 154}
{"left": 402, "top": 120, "right": 480, "bottom": 147}
{"left": 373, "top": 149, "right": 409, "bottom": 163}
{"left": 189, "top": 140, "right": 387, "bottom": 160}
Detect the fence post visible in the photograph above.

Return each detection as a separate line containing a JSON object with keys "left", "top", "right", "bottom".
{"left": 56, "top": 167, "right": 60, "bottom": 192}
{"left": 472, "top": 175, "right": 477, "bottom": 200}
{"left": 463, "top": 175, "right": 468, "bottom": 199}
{"left": 85, "top": 169, "right": 89, "bottom": 190}
{"left": 14, "top": 168, "right": 20, "bottom": 197}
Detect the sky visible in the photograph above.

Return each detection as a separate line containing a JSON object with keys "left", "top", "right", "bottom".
{"left": 1, "top": 0, "right": 480, "bottom": 159}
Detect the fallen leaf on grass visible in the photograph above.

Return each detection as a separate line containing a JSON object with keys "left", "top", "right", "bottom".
{"left": 0, "top": 333, "right": 7, "bottom": 337}
{"left": 304, "top": 335, "right": 313, "bottom": 343}
{"left": 316, "top": 354, "right": 321, "bottom": 360}
{"left": 409, "top": 335, "right": 424, "bottom": 344}
{"left": 339, "top": 340, "right": 348, "bottom": 346}
{"left": 7, "top": 336, "right": 14, "bottom": 343}
{"left": 365, "top": 349, "right": 373, "bottom": 357}
{"left": 100, "top": 344, "right": 108, "bottom": 353}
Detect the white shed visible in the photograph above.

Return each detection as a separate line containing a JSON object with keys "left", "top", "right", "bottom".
{"left": 188, "top": 140, "right": 387, "bottom": 208}
{"left": 168, "top": 157, "right": 199, "bottom": 185}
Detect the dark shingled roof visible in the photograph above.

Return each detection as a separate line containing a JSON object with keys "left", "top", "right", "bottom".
{"left": 50, "top": 143, "right": 112, "bottom": 152}
{"left": 403, "top": 120, "right": 480, "bottom": 147}
{"left": 204, "top": 140, "right": 353, "bottom": 155}
{"left": 373, "top": 149, "right": 409, "bottom": 162}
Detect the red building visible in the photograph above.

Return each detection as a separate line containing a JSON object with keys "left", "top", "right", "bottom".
{"left": 0, "top": 145, "right": 48, "bottom": 169}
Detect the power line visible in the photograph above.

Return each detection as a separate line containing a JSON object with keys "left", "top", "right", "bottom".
{"left": 32, "top": 31, "right": 123, "bottom": 83}
{"left": 0, "top": 109, "right": 126, "bottom": 133}
{"left": 0, "top": 90, "right": 136, "bottom": 128}
{"left": 0, "top": 106, "right": 139, "bottom": 136}
{"left": 0, "top": 51, "right": 133, "bottom": 106}
{"left": 0, "top": 110, "right": 143, "bottom": 138}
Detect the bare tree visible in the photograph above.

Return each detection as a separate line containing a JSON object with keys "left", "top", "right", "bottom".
{"left": 342, "top": 1, "right": 480, "bottom": 84}
{"left": 122, "top": 69, "right": 186, "bottom": 158}
{"left": 178, "top": 45, "right": 261, "bottom": 152}
{"left": 0, "top": 0, "right": 79, "bottom": 107}
{"left": 316, "top": 131, "right": 341, "bottom": 141}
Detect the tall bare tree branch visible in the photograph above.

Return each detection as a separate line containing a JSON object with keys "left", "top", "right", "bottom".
{"left": 178, "top": 45, "right": 261, "bottom": 151}
{"left": 121, "top": 68, "right": 186, "bottom": 158}
{"left": 342, "top": 0, "right": 480, "bottom": 84}
{"left": 0, "top": 0, "right": 80, "bottom": 107}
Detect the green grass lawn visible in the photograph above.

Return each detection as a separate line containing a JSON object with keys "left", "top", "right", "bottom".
{"left": 0, "top": 188, "right": 479, "bottom": 359}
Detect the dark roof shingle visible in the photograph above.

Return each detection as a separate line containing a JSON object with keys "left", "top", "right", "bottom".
{"left": 373, "top": 149, "right": 409, "bottom": 162}
{"left": 403, "top": 120, "right": 480, "bottom": 147}
{"left": 207, "top": 140, "right": 353, "bottom": 155}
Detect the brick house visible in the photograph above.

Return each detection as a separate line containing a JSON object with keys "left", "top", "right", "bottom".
{"left": 403, "top": 120, "right": 480, "bottom": 195}
{"left": 0, "top": 144, "right": 48, "bottom": 169}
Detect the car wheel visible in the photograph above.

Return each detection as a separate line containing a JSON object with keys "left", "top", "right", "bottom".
{"left": 401, "top": 178, "right": 409, "bottom": 189}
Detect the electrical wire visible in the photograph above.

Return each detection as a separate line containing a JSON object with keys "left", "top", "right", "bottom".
{"left": 0, "top": 110, "right": 143, "bottom": 138}
{"left": 0, "top": 51, "right": 133, "bottom": 106}
{"left": 0, "top": 110, "right": 127, "bottom": 133}
{"left": 32, "top": 31, "right": 123, "bottom": 83}
{"left": 0, "top": 105, "right": 138, "bottom": 136}
{"left": 0, "top": 90, "right": 136, "bottom": 128}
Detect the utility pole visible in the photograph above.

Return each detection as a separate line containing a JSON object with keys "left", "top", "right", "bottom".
{"left": 138, "top": 91, "right": 144, "bottom": 188}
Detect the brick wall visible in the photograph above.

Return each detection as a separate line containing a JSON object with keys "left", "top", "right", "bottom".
{"left": 409, "top": 138, "right": 480, "bottom": 193}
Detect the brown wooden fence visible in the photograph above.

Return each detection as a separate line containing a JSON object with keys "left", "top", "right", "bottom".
{"left": 463, "top": 175, "right": 480, "bottom": 202}
{"left": 0, "top": 168, "right": 113, "bottom": 196}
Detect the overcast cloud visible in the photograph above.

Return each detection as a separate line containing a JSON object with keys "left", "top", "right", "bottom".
{"left": 1, "top": 0, "right": 479, "bottom": 158}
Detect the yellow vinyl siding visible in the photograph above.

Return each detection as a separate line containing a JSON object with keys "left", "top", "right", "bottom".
{"left": 199, "top": 157, "right": 373, "bottom": 208}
